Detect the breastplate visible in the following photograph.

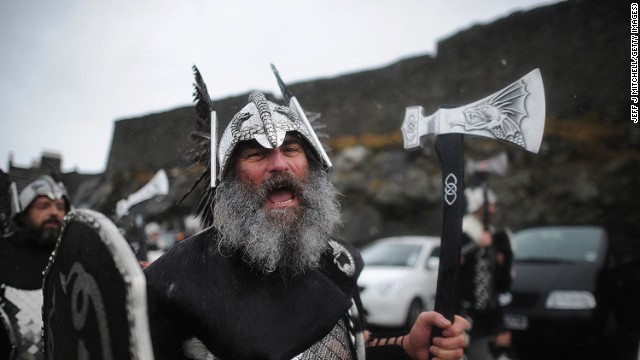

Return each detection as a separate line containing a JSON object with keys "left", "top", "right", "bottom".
{"left": 293, "top": 317, "right": 354, "bottom": 360}
{"left": 183, "top": 310, "right": 364, "bottom": 360}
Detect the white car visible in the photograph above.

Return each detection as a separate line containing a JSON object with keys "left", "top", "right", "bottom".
{"left": 358, "top": 236, "right": 440, "bottom": 329}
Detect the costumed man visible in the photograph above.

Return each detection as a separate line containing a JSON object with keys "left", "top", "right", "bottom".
{"left": 144, "top": 67, "right": 468, "bottom": 360}
{"left": 0, "top": 175, "right": 71, "bottom": 359}
{"left": 458, "top": 187, "right": 516, "bottom": 360}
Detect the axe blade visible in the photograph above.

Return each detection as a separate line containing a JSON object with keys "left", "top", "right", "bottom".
{"left": 401, "top": 69, "right": 545, "bottom": 153}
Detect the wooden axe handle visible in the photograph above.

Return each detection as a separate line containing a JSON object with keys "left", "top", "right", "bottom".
{"left": 432, "top": 134, "right": 465, "bottom": 336}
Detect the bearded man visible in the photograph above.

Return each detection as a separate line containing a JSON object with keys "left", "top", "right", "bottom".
{"left": 144, "top": 74, "right": 467, "bottom": 360}
{"left": 0, "top": 175, "right": 71, "bottom": 359}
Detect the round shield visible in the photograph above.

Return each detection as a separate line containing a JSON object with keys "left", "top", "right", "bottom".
{"left": 42, "top": 209, "right": 153, "bottom": 360}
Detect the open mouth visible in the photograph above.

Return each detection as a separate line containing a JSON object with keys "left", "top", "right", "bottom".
{"left": 260, "top": 173, "right": 304, "bottom": 209}
{"left": 267, "top": 187, "right": 296, "bottom": 205}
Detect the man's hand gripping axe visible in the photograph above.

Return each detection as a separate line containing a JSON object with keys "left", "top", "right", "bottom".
{"left": 400, "top": 69, "right": 545, "bottom": 332}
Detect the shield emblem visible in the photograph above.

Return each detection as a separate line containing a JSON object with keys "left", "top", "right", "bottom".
{"left": 42, "top": 209, "right": 154, "bottom": 360}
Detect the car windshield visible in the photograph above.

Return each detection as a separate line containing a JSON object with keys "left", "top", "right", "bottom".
{"left": 513, "top": 228, "right": 603, "bottom": 263}
{"left": 362, "top": 243, "right": 423, "bottom": 267}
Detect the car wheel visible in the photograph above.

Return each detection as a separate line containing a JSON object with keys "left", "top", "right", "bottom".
{"left": 405, "top": 298, "right": 424, "bottom": 329}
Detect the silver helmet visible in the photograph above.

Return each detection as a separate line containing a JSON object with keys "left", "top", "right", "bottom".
{"left": 217, "top": 91, "right": 327, "bottom": 181}
{"left": 18, "top": 175, "right": 71, "bottom": 214}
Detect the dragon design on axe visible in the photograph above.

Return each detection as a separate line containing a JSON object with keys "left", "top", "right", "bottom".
{"left": 454, "top": 79, "right": 530, "bottom": 148}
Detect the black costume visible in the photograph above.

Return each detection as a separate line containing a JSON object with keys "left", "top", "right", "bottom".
{"left": 146, "top": 227, "right": 417, "bottom": 360}
{"left": 1, "top": 173, "right": 70, "bottom": 360}
{"left": 145, "top": 227, "right": 365, "bottom": 360}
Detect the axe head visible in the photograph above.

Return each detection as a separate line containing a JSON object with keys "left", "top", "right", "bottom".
{"left": 401, "top": 69, "right": 545, "bottom": 153}
{"left": 466, "top": 152, "right": 509, "bottom": 176}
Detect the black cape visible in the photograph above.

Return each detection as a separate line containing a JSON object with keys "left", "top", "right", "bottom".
{"left": 144, "top": 227, "right": 365, "bottom": 360}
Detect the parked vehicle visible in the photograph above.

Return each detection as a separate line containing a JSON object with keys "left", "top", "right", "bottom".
{"left": 358, "top": 236, "right": 440, "bottom": 329}
{"left": 503, "top": 225, "right": 616, "bottom": 357}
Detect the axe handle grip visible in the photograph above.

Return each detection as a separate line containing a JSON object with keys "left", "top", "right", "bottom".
{"left": 432, "top": 134, "right": 465, "bottom": 337}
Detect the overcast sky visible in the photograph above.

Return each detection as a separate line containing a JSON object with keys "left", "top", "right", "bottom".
{"left": 0, "top": 0, "right": 561, "bottom": 173}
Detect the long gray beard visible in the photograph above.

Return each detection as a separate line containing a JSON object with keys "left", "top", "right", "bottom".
{"left": 213, "top": 168, "right": 341, "bottom": 276}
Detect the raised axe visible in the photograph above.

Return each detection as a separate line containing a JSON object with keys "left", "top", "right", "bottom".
{"left": 400, "top": 68, "right": 545, "bottom": 332}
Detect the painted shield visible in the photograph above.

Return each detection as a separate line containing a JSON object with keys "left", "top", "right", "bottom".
{"left": 42, "top": 209, "right": 153, "bottom": 360}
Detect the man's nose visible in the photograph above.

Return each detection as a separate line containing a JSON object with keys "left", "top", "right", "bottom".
{"left": 49, "top": 206, "right": 65, "bottom": 219}
{"left": 266, "top": 149, "right": 289, "bottom": 173}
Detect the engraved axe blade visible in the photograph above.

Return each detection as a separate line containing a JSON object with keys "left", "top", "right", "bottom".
{"left": 401, "top": 69, "right": 545, "bottom": 153}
